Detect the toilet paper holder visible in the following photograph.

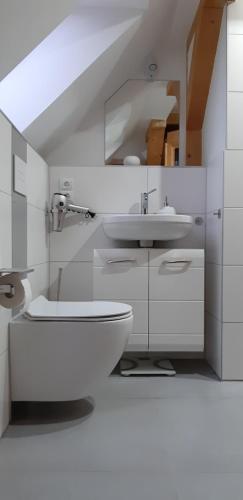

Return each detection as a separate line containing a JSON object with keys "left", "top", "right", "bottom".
{"left": 0, "top": 268, "right": 34, "bottom": 297}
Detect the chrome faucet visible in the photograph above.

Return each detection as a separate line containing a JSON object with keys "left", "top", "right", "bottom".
{"left": 141, "top": 188, "right": 157, "bottom": 214}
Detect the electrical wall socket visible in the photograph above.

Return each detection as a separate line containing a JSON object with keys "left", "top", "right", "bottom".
{"left": 59, "top": 177, "right": 73, "bottom": 196}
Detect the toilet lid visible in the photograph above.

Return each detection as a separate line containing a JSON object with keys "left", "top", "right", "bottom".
{"left": 25, "top": 296, "right": 133, "bottom": 321}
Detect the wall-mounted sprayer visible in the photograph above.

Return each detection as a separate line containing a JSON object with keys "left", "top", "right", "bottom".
{"left": 51, "top": 193, "right": 96, "bottom": 232}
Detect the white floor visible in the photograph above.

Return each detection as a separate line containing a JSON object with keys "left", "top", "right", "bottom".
{"left": 1, "top": 363, "right": 243, "bottom": 499}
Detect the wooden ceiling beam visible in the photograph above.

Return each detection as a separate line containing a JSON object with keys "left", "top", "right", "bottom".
{"left": 187, "top": 5, "right": 224, "bottom": 131}
{"left": 167, "top": 81, "right": 180, "bottom": 106}
{"left": 185, "top": 0, "right": 236, "bottom": 164}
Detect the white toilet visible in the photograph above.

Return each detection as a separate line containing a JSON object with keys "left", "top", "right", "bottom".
{"left": 10, "top": 296, "right": 133, "bottom": 402}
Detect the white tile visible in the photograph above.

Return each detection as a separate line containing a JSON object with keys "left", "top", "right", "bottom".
{"left": 205, "top": 211, "right": 223, "bottom": 264}
{"left": 27, "top": 205, "right": 49, "bottom": 266}
{"left": 49, "top": 261, "right": 93, "bottom": 301}
{"left": 50, "top": 214, "right": 136, "bottom": 263}
{"left": 29, "top": 263, "right": 49, "bottom": 300}
{"left": 227, "top": 92, "right": 243, "bottom": 149}
{"left": 223, "top": 323, "right": 243, "bottom": 380}
{"left": 50, "top": 166, "right": 147, "bottom": 214}
{"left": 0, "top": 308, "right": 11, "bottom": 356}
{"left": 148, "top": 167, "right": 206, "bottom": 214}
{"left": 205, "top": 313, "right": 222, "bottom": 379}
{"left": 223, "top": 208, "right": 243, "bottom": 265}
{"left": 228, "top": 35, "right": 243, "bottom": 91}
{"left": 228, "top": 1, "right": 243, "bottom": 34}
{"left": 0, "top": 112, "right": 12, "bottom": 195}
{"left": 206, "top": 152, "right": 224, "bottom": 214}
{"left": 0, "top": 192, "right": 12, "bottom": 269}
{"left": 93, "top": 373, "right": 241, "bottom": 400}
{"left": 205, "top": 263, "right": 222, "bottom": 320}
{"left": 146, "top": 167, "right": 163, "bottom": 213}
{"left": 223, "top": 266, "right": 243, "bottom": 322}
{"left": 224, "top": 150, "right": 243, "bottom": 207}
{"left": 176, "top": 473, "right": 243, "bottom": 500}
{"left": 0, "top": 471, "right": 178, "bottom": 500}
{"left": 27, "top": 145, "right": 48, "bottom": 210}
{"left": 0, "top": 351, "right": 10, "bottom": 436}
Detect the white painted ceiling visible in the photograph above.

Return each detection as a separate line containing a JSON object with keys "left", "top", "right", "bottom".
{"left": 0, "top": 0, "right": 200, "bottom": 159}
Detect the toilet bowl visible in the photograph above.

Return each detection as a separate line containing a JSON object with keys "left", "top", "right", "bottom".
{"left": 10, "top": 296, "right": 133, "bottom": 402}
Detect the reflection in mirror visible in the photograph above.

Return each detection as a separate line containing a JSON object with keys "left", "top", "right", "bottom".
{"left": 105, "top": 80, "right": 180, "bottom": 167}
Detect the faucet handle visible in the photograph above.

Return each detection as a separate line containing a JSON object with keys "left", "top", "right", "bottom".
{"left": 147, "top": 188, "right": 157, "bottom": 196}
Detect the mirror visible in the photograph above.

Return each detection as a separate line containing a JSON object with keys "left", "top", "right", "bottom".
{"left": 105, "top": 80, "right": 180, "bottom": 167}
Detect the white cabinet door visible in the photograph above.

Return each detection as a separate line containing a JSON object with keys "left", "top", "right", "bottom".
{"left": 94, "top": 249, "right": 148, "bottom": 267}
{"left": 149, "top": 268, "right": 204, "bottom": 301}
{"left": 149, "top": 249, "right": 204, "bottom": 268}
{"left": 149, "top": 334, "right": 204, "bottom": 352}
{"left": 93, "top": 250, "right": 149, "bottom": 351}
{"left": 93, "top": 249, "right": 148, "bottom": 300}
{"left": 93, "top": 267, "right": 148, "bottom": 301}
{"left": 149, "top": 301, "right": 204, "bottom": 334}
{"left": 149, "top": 249, "right": 204, "bottom": 352}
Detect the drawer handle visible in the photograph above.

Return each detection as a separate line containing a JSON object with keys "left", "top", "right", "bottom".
{"left": 164, "top": 259, "right": 192, "bottom": 264}
{"left": 106, "top": 258, "right": 137, "bottom": 264}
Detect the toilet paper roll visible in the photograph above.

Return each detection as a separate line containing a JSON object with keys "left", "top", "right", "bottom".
{"left": 19, "top": 278, "right": 32, "bottom": 314}
{"left": 0, "top": 274, "right": 32, "bottom": 310}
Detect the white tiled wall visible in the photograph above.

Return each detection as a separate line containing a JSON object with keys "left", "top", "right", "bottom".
{"left": 0, "top": 113, "right": 12, "bottom": 435}
{"left": 49, "top": 166, "right": 206, "bottom": 301}
{"left": 0, "top": 115, "right": 49, "bottom": 436}
{"left": 222, "top": 1, "right": 243, "bottom": 379}
{"left": 27, "top": 145, "right": 49, "bottom": 298}
{"left": 203, "top": 10, "right": 226, "bottom": 378}
{"left": 227, "top": 1, "right": 243, "bottom": 150}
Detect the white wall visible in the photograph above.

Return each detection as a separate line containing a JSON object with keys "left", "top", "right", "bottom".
{"left": 26, "top": 145, "right": 49, "bottom": 299}
{"left": 49, "top": 166, "right": 205, "bottom": 301}
{"left": 202, "top": 11, "right": 227, "bottom": 378}
{"left": 222, "top": 0, "right": 243, "bottom": 379}
{"left": 0, "top": 113, "right": 12, "bottom": 436}
{"left": 0, "top": 113, "right": 49, "bottom": 436}
{"left": 203, "top": 2, "right": 243, "bottom": 380}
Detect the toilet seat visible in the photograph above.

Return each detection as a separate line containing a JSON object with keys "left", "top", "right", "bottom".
{"left": 25, "top": 296, "right": 133, "bottom": 322}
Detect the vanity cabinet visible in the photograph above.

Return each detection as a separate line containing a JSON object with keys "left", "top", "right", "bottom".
{"left": 93, "top": 249, "right": 149, "bottom": 351}
{"left": 93, "top": 249, "right": 204, "bottom": 352}
{"left": 149, "top": 249, "right": 204, "bottom": 352}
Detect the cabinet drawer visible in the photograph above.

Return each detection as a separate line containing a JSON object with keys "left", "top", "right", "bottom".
{"left": 149, "top": 334, "right": 204, "bottom": 352}
{"left": 94, "top": 249, "right": 148, "bottom": 267}
{"left": 149, "top": 268, "right": 204, "bottom": 301}
{"left": 126, "top": 334, "right": 148, "bottom": 352}
{"left": 149, "top": 249, "right": 204, "bottom": 268}
{"left": 93, "top": 268, "right": 148, "bottom": 300}
{"left": 149, "top": 301, "right": 204, "bottom": 334}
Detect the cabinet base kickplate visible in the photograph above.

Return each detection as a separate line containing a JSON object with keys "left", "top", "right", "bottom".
{"left": 120, "top": 358, "right": 176, "bottom": 376}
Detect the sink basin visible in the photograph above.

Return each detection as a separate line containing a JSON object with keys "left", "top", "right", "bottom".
{"left": 103, "top": 214, "right": 193, "bottom": 242}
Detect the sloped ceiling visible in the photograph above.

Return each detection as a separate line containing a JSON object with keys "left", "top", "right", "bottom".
{"left": 0, "top": 7, "right": 142, "bottom": 131}
{"left": 0, "top": 0, "right": 200, "bottom": 159}
{"left": 0, "top": 0, "right": 77, "bottom": 80}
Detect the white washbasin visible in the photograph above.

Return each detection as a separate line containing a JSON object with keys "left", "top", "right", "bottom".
{"left": 103, "top": 214, "right": 193, "bottom": 241}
